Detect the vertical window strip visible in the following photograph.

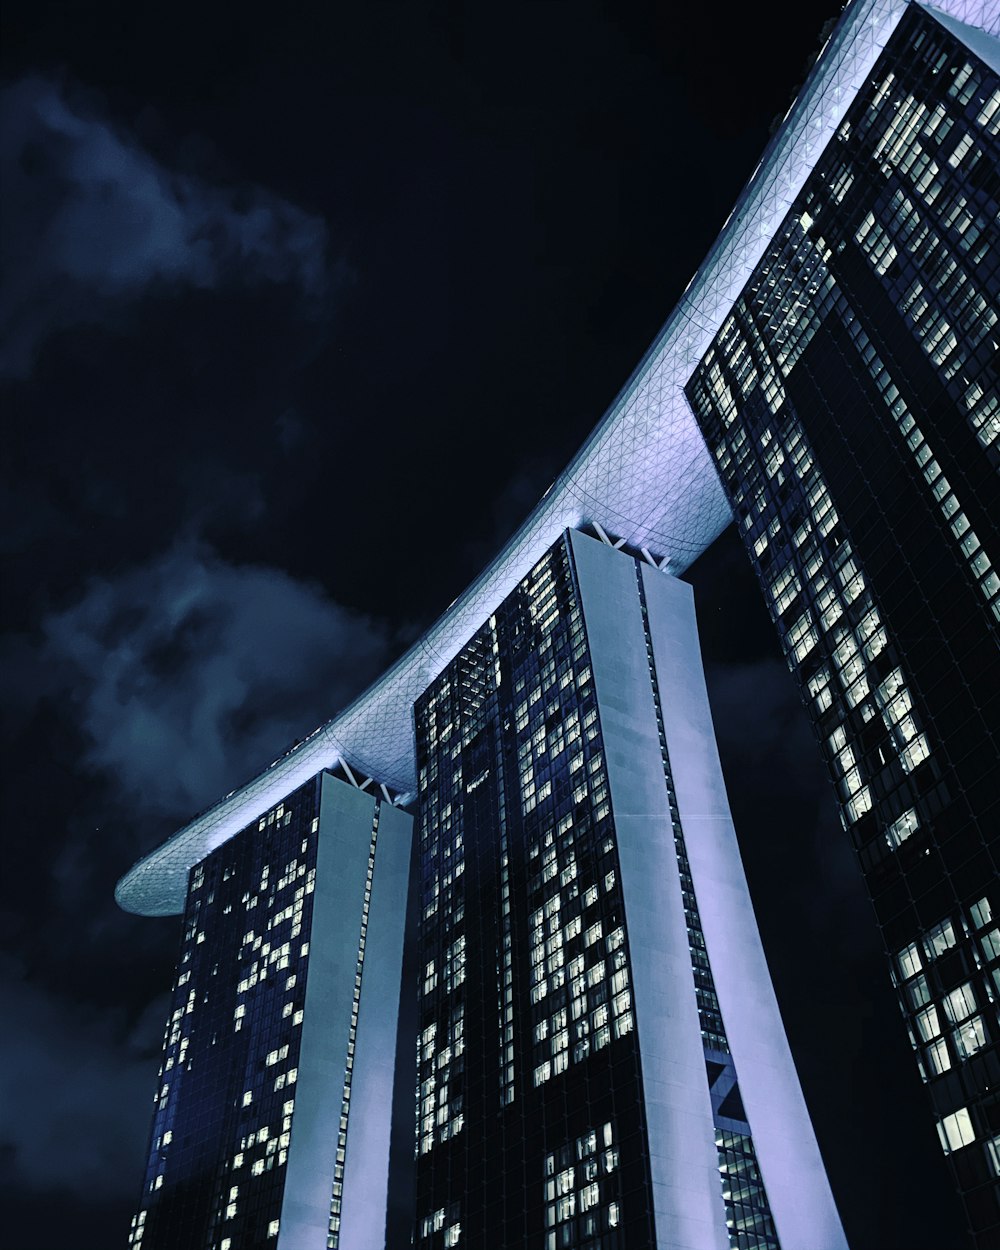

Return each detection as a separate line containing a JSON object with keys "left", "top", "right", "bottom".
{"left": 327, "top": 803, "right": 380, "bottom": 1249}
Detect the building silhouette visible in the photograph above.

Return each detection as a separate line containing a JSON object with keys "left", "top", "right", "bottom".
{"left": 118, "top": 1, "right": 999, "bottom": 1246}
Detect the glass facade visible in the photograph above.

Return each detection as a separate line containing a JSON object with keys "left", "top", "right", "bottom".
{"left": 413, "top": 536, "right": 651, "bottom": 1249}
{"left": 128, "top": 781, "right": 322, "bottom": 1250}
{"left": 685, "top": 8, "right": 999, "bottom": 1244}
{"left": 411, "top": 531, "right": 796, "bottom": 1250}
{"left": 128, "top": 770, "right": 412, "bottom": 1250}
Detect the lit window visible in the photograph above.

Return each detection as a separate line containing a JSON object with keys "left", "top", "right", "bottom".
{"left": 906, "top": 975, "right": 930, "bottom": 1009}
{"left": 900, "top": 734, "right": 930, "bottom": 772}
{"left": 886, "top": 808, "right": 919, "bottom": 849}
{"left": 981, "top": 930, "right": 1000, "bottom": 962}
{"left": 846, "top": 787, "right": 873, "bottom": 822}
{"left": 937, "top": 1107, "right": 975, "bottom": 1154}
{"left": 924, "top": 918, "right": 959, "bottom": 961}
{"left": 953, "top": 1016, "right": 987, "bottom": 1061}
{"left": 924, "top": 1037, "right": 951, "bottom": 1076}
{"left": 942, "top": 983, "right": 976, "bottom": 1024}
{"left": 915, "top": 1004, "right": 941, "bottom": 1042}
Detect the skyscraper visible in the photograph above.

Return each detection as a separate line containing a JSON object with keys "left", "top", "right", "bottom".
{"left": 126, "top": 771, "right": 413, "bottom": 1250}
{"left": 123, "top": 530, "right": 847, "bottom": 1250}
{"left": 684, "top": 6, "right": 999, "bottom": 1242}
{"left": 117, "top": 0, "right": 999, "bottom": 1245}
{"left": 410, "top": 529, "right": 843, "bottom": 1249}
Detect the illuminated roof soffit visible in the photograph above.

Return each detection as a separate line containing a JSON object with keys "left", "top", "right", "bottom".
{"left": 116, "top": 0, "right": 999, "bottom": 916}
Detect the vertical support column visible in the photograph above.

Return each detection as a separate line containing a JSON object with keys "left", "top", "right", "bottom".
{"left": 277, "top": 776, "right": 409, "bottom": 1250}
{"left": 384, "top": 823, "right": 420, "bottom": 1250}
{"left": 569, "top": 530, "right": 729, "bottom": 1250}
{"left": 340, "top": 800, "right": 414, "bottom": 1250}
{"left": 640, "top": 565, "right": 846, "bottom": 1249}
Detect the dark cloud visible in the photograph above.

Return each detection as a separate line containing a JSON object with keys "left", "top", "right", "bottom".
{"left": 35, "top": 541, "right": 395, "bottom": 822}
{"left": 0, "top": 533, "right": 399, "bottom": 1232}
{"left": 0, "top": 539, "right": 398, "bottom": 1230}
{"left": 0, "top": 961, "right": 164, "bottom": 1201}
{"left": 0, "top": 76, "right": 330, "bottom": 376}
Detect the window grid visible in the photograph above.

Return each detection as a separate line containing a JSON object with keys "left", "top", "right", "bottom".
{"left": 412, "top": 536, "right": 655, "bottom": 1249}
{"left": 128, "top": 792, "right": 319, "bottom": 1249}
{"left": 685, "top": 9, "right": 1000, "bottom": 1232}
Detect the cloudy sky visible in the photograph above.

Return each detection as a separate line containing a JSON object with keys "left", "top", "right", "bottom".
{"left": 1, "top": 1, "right": 966, "bottom": 1245}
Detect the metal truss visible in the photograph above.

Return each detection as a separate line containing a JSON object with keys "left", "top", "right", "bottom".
{"left": 116, "top": 0, "right": 999, "bottom": 916}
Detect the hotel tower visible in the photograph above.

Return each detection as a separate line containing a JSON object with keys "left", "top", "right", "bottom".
{"left": 117, "top": 1, "right": 999, "bottom": 1246}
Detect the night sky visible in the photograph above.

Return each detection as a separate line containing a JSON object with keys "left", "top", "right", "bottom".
{"left": 1, "top": 1, "right": 970, "bottom": 1246}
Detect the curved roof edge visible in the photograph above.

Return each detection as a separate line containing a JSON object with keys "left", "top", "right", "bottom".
{"left": 116, "top": 0, "right": 999, "bottom": 917}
